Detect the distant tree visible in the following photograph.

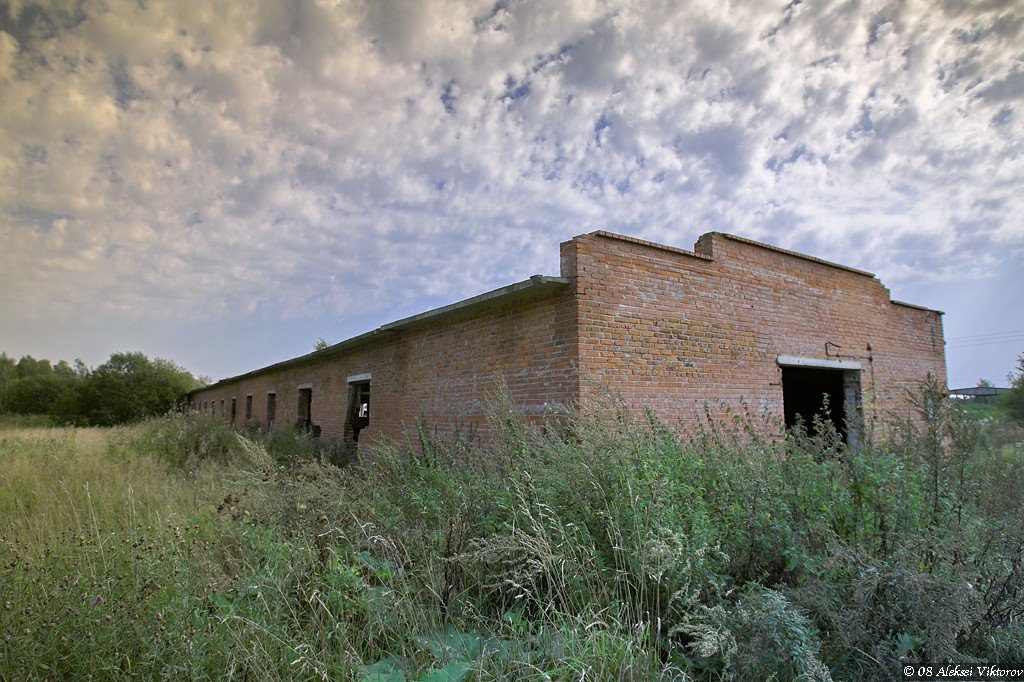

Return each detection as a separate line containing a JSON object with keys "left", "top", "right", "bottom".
{"left": 999, "top": 353, "right": 1024, "bottom": 424}
{"left": 313, "top": 338, "right": 330, "bottom": 351}
{"left": 976, "top": 378, "right": 994, "bottom": 388}
{"left": 7, "top": 373, "right": 69, "bottom": 414}
{"left": 1, "top": 354, "right": 84, "bottom": 416}
{"left": 78, "top": 352, "right": 199, "bottom": 426}
{"left": 54, "top": 360, "right": 79, "bottom": 378}
{"left": 16, "top": 355, "right": 53, "bottom": 378}
{"left": 0, "top": 353, "right": 15, "bottom": 411}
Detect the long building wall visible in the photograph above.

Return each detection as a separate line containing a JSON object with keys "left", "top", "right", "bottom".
{"left": 190, "top": 230, "right": 946, "bottom": 447}
{"left": 190, "top": 284, "right": 577, "bottom": 446}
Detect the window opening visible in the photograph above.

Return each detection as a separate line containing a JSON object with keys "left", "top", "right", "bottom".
{"left": 230, "top": 398, "right": 237, "bottom": 423}
{"left": 245, "top": 394, "right": 252, "bottom": 421}
{"left": 266, "top": 392, "right": 276, "bottom": 425}
{"left": 220, "top": 399, "right": 224, "bottom": 417}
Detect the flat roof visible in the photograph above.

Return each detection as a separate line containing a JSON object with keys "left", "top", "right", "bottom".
{"left": 194, "top": 274, "right": 570, "bottom": 393}
{"left": 193, "top": 230, "right": 944, "bottom": 395}
{"left": 949, "top": 386, "right": 1008, "bottom": 395}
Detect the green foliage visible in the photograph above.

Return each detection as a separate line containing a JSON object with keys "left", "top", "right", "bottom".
{"left": 0, "top": 412, "right": 54, "bottom": 427}
{"left": 0, "top": 350, "right": 202, "bottom": 426}
{"left": 79, "top": 352, "right": 198, "bottom": 426}
{"left": 999, "top": 352, "right": 1024, "bottom": 424}
{"left": 1, "top": 353, "right": 83, "bottom": 416}
{"left": 133, "top": 409, "right": 321, "bottom": 470}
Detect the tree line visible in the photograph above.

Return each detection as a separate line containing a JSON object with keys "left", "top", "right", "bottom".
{"left": 0, "top": 351, "right": 204, "bottom": 426}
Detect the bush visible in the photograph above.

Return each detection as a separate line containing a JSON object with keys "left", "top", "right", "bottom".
{"left": 1, "top": 350, "right": 204, "bottom": 426}
{"left": 1000, "top": 352, "right": 1024, "bottom": 425}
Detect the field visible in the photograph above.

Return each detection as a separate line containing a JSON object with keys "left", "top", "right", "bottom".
{"left": 2, "top": 387, "right": 1023, "bottom": 680}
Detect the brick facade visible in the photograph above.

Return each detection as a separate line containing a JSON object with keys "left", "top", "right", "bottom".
{"left": 189, "top": 231, "right": 945, "bottom": 446}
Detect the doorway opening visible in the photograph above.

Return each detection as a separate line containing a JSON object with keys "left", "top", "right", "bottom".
{"left": 345, "top": 380, "right": 370, "bottom": 446}
{"left": 781, "top": 365, "right": 861, "bottom": 445}
{"left": 297, "top": 387, "right": 313, "bottom": 429}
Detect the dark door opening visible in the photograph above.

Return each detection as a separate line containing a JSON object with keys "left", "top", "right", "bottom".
{"left": 297, "top": 387, "right": 313, "bottom": 428}
{"left": 782, "top": 366, "right": 848, "bottom": 442}
{"left": 345, "top": 382, "right": 370, "bottom": 445}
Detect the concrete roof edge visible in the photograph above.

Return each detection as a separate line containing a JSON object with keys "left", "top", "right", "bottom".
{"left": 192, "top": 275, "right": 570, "bottom": 393}
{"left": 380, "top": 275, "right": 569, "bottom": 331}
{"left": 949, "top": 386, "right": 1008, "bottom": 394}
{"left": 709, "top": 232, "right": 877, "bottom": 278}
{"left": 586, "top": 230, "right": 714, "bottom": 261}
{"left": 891, "top": 299, "right": 944, "bottom": 315}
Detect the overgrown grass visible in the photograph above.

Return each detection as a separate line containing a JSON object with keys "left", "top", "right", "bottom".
{"left": 0, "top": 413, "right": 55, "bottom": 429}
{"left": 2, "top": 387, "right": 1023, "bottom": 680}
{"left": 0, "top": 426, "right": 226, "bottom": 553}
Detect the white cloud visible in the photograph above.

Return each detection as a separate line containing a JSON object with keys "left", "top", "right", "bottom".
{"left": 0, "top": 0, "right": 1022, "bottom": 379}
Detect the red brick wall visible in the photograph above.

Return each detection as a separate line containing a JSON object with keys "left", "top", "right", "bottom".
{"left": 191, "top": 230, "right": 945, "bottom": 448}
{"left": 189, "top": 285, "right": 577, "bottom": 448}
{"left": 563, "top": 231, "right": 946, "bottom": 436}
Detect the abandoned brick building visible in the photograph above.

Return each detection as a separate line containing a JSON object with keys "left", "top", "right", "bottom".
{"left": 189, "top": 231, "right": 946, "bottom": 447}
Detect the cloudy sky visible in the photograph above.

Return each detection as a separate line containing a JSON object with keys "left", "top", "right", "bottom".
{"left": 1, "top": 0, "right": 1022, "bottom": 388}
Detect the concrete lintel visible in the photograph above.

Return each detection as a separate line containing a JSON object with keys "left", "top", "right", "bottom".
{"left": 777, "top": 355, "right": 861, "bottom": 371}
{"left": 347, "top": 373, "right": 371, "bottom": 383}
{"left": 296, "top": 383, "right": 313, "bottom": 390}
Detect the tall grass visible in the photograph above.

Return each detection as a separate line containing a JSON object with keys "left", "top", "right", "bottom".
{"left": 0, "top": 426, "right": 223, "bottom": 553}
{"left": 2, "top": 386, "right": 1023, "bottom": 680}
